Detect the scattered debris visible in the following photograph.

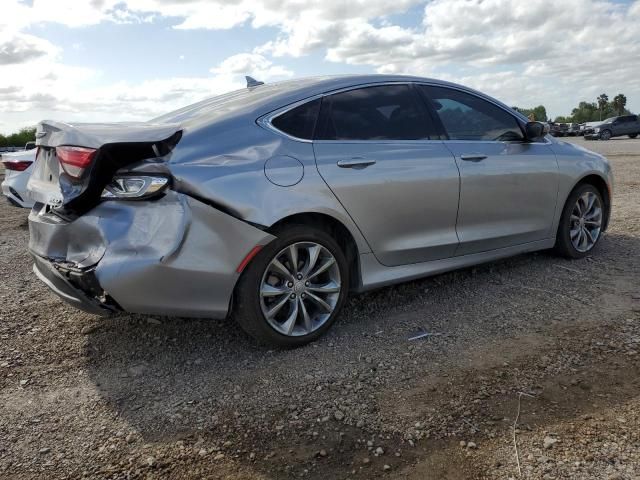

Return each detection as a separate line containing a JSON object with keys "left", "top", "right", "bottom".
{"left": 408, "top": 328, "right": 444, "bottom": 341}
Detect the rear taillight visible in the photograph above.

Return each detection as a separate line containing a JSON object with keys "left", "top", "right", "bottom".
{"left": 56, "top": 146, "right": 97, "bottom": 179}
{"left": 2, "top": 160, "right": 32, "bottom": 171}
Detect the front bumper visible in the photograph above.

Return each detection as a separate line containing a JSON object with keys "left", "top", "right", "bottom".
{"left": 584, "top": 133, "right": 600, "bottom": 140}
{"left": 29, "top": 191, "right": 275, "bottom": 318}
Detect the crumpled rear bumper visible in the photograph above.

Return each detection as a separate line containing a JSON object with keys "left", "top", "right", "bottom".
{"left": 29, "top": 191, "right": 275, "bottom": 318}
{"left": 32, "top": 256, "right": 115, "bottom": 315}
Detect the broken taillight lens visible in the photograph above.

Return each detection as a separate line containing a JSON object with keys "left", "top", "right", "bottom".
{"left": 56, "top": 146, "right": 97, "bottom": 179}
{"left": 2, "top": 160, "right": 32, "bottom": 171}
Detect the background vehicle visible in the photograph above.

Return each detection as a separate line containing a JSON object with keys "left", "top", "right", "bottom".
{"left": 549, "top": 122, "right": 568, "bottom": 137}
{"left": 566, "top": 123, "right": 580, "bottom": 136}
{"left": 584, "top": 114, "right": 640, "bottom": 140}
{"left": 1, "top": 148, "right": 36, "bottom": 208}
{"left": 27, "top": 75, "right": 612, "bottom": 347}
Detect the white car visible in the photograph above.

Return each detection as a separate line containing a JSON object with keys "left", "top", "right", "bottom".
{"left": 1, "top": 149, "right": 36, "bottom": 208}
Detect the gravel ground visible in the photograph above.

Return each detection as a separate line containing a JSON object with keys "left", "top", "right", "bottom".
{"left": 1, "top": 137, "right": 639, "bottom": 479}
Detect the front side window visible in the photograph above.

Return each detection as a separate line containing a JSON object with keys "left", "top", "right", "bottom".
{"left": 316, "top": 85, "right": 435, "bottom": 141}
{"left": 271, "top": 98, "right": 321, "bottom": 140}
{"left": 420, "top": 86, "right": 524, "bottom": 142}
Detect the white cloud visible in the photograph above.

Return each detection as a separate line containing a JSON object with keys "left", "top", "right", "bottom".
{"left": 1, "top": 0, "right": 639, "bottom": 132}
{"left": 0, "top": 32, "right": 58, "bottom": 65}
{"left": 210, "top": 53, "right": 293, "bottom": 78}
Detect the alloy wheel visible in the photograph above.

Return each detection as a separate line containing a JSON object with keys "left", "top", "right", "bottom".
{"left": 569, "top": 191, "right": 602, "bottom": 253}
{"left": 259, "top": 242, "right": 342, "bottom": 337}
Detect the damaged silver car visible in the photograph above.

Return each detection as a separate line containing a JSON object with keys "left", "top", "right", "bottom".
{"left": 28, "top": 75, "right": 613, "bottom": 347}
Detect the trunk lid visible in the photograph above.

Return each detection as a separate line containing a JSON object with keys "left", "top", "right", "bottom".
{"left": 28, "top": 120, "right": 182, "bottom": 210}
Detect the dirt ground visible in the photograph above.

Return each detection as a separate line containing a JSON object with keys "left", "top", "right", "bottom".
{"left": 1, "top": 137, "right": 639, "bottom": 480}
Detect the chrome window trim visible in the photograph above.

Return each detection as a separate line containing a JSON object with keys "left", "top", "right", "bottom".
{"left": 258, "top": 81, "right": 551, "bottom": 146}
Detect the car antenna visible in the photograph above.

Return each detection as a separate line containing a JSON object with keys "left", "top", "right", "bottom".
{"left": 245, "top": 76, "right": 264, "bottom": 88}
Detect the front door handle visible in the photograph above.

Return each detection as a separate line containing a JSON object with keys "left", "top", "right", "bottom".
{"left": 460, "top": 154, "right": 487, "bottom": 162}
{"left": 337, "top": 158, "right": 377, "bottom": 169}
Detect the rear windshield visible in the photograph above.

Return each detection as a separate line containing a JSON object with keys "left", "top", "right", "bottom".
{"left": 150, "top": 79, "right": 321, "bottom": 125}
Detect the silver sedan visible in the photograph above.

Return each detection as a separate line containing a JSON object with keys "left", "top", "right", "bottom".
{"left": 27, "top": 75, "right": 612, "bottom": 347}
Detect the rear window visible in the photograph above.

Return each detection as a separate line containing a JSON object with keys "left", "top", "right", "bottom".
{"left": 316, "top": 85, "right": 435, "bottom": 141}
{"left": 271, "top": 99, "right": 321, "bottom": 140}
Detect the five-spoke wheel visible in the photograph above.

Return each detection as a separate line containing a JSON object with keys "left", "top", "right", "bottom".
{"left": 555, "top": 183, "right": 605, "bottom": 258}
{"left": 569, "top": 191, "right": 603, "bottom": 253}
{"left": 234, "top": 226, "right": 349, "bottom": 347}
{"left": 260, "top": 242, "right": 341, "bottom": 337}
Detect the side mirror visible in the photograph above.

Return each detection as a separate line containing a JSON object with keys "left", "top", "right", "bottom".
{"left": 524, "top": 121, "right": 548, "bottom": 140}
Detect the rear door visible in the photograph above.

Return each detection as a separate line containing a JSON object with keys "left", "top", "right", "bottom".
{"left": 312, "top": 84, "right": 460, "bottom": 267}
{"left": 419, "top": 85, "right": 559, "bottom": 256}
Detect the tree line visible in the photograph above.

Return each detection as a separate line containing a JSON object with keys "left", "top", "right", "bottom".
{"left": 514, "top": 93, "right": 632, "bottom": 124}
{"left": 0, "top": 127, "right": 36, "bottom": 148}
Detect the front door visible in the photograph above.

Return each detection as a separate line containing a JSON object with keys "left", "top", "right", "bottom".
{"left": 419, "top": 85, "right": 559, "bottom": 256}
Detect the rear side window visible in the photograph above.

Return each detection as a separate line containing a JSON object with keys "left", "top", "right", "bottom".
{"left": 316, "top": 85, "right": 436, "bottom": 141}
{"left": 420, "top": 85, "right": 523, "bottom": 141}
{"left": 271, "top": 98, "right": 321, "bottom": 140}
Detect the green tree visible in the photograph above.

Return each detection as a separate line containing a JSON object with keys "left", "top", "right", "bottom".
{"left": 597, "top": 94, "right": 609, "bottom": 120}
{"left": 512, "top": 105, "right": 548, "bottom": 122}
{"left": 3, "top": 127, "right": 36, "bottom": 147}
{"left": 612, "top": 94, "right": 627, "bottom": 116}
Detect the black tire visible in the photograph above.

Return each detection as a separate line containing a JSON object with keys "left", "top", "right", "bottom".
{"left": 233, "top": 225, "right": 350, "bottom": 348}
{"left": 629, "top": 134, "right": 638, "bottom": 139}
{"left": 599, "top": 129, "right": 612, "bottom": 140}
{"left": 554, "top": 183, "right": 604, "bottom": 259}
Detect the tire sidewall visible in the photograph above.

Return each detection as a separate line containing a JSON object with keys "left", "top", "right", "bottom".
{"left": 234, "top": 226, "right": 350, "bottom": 348}
{"left": 555, "top": 184, "right": 604, "bottom": 259}
{"left": 600, "top": 130, "right": 611, "bottom": 140}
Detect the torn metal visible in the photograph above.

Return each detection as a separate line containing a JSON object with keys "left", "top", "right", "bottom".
{"left": 29, "top": 191, "right": 275, "bottom": 318}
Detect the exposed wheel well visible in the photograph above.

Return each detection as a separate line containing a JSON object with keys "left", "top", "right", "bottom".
{"left": 573, "top": 174, "right": 611, "bottom": 231}
{"left": 268, "top": 213, "right": 361, "bottom": 290}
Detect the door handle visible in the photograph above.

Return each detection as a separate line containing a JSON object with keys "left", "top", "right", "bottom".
{"left": 460, "top": 154, "right": 487, "bottom": 162}
{"left": 337, "top": 158, "right": 377, "bottom": 169}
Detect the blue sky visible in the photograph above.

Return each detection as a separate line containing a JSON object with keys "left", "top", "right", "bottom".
{"left": 1, "top": 0, "right": 639, "bottom": 133}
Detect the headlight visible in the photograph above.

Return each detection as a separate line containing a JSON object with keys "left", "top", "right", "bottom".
{"left": 101, "top": 175, "right": 169, "bottom": 200}
{"left": 594, "top": 127, "right": 600, "bottom": 133}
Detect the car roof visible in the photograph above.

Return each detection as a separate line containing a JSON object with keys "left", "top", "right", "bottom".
{"left": 152, "top": 74, "right": 525, "bottom": 128}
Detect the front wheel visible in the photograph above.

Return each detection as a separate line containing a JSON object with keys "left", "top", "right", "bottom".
{"left": 599, "top": 129, "right": 612, "bottom": 140}
{"left": 554, "top": 184, "right": 604, "bottom": 259}
{"left": 629, "top": 134, "right": 638, "bottom": 139}
{"left": 234, "top": 226, "right": 350, "bottom": 347}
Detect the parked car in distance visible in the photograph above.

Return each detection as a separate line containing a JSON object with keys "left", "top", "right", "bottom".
{"left": 1, "top": 148, "right": 37, "bottom": 208}
{"left": 566, "top": 123, "right": 581, "bottom": 136}
{"left": 584, "top": 114, "right": 640, "bottom": 140}
{"left": 27, "top": 75, "right": 612, "bottom": 347}
{"left": 549, "top": 122, "right": 568, "bottom": 137}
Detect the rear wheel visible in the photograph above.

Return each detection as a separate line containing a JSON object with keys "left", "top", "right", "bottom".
{"left": 599, "top": 129, "right": 612, "bottom": 140}
{"left": 554, "top": 184, "right": 604, "bottom": 259}
{"left": 234, "top": 226, "right": 350, "bottom": 347}
{"left": 629, "top": 134, "right": 638, "bottom": 139}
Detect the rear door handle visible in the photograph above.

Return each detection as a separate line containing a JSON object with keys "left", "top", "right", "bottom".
{"left": 337, "top": 158, "right": 377, "bottom": 169}
{"left": 459, "top": 154, "right": 487, "bottom": 162}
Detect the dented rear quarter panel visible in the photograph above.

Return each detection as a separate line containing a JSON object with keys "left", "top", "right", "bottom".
{"left": 29, "top": 192, "right": 275, "bottom": 318}
{"left": 160, "top": 117, "right": 372, "bottom": 254}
